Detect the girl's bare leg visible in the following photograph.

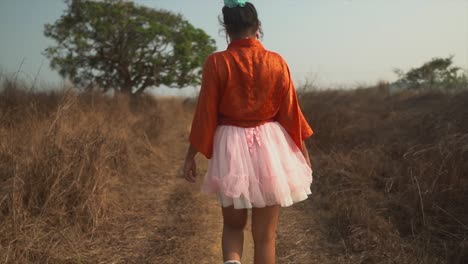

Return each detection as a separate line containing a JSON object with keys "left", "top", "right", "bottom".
{"left": 252, "top": 205, "right": 280, "bottom": 264}
{"left": 222, "top": 206, "right": 248, "bottom": 262}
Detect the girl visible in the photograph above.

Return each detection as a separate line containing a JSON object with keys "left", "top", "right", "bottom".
{"left": 183, "top": 1, "right": 313, "bottom": 263}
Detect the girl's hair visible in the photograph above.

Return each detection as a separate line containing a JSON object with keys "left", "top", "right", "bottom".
{"left": 220, "top": 2, "right": 263, "bottom": 39}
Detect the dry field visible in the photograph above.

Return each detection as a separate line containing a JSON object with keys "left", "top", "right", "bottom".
{"left": 0, "top": 79, "right": 467, "bottom": 263}
{"left": 300, "top": 87, "right": 468, "bottom": 263}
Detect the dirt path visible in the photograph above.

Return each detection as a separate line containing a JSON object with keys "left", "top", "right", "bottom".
{"left": 144, "top": 99, "right": 256, "bottom": 263}
{"left": 93, "top": 99, "right": 225, "bottom": 263}
{"left": 126, "top": 100, "right": 226, "bottom": 263}
{"left": 105, "top": 99, "right": 326, "bottom": 263}
{"left": 146, "top": 99, "right": 327, "bottom": 264}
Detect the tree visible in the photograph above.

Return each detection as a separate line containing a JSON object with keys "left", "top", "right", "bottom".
{"left": 393, "top": 56, "right": 468, "bottom": 90}
{"left": 44, "top": 0, "right": 216, "bottom": 96}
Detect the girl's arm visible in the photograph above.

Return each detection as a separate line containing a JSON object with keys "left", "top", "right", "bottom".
{"left": 188, "top": 55, "right": 219, "bottom": 159}
{"left": 183, "top": 144, "right": 199, "bottom": 183}
{"left": 275, "top": 61, "right": 314, "bottom": 153}
{"left": 185, "top": 144, "right": 198, "bottom": 160}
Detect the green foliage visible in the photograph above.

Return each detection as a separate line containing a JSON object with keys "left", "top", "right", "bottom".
{"left": 44, "top": 0, "right": 216, "bottom": 95}
{"left": 393, "top": 56, "right": 468, "bottom": 90}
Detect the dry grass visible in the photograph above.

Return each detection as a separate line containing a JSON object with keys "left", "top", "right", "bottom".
{"left": 302, "top": 87, "right": 468, "bottom": 263}
{"left": 0, "top": 79, "right": 161, "bottom": 263}
{"left": 1, "top": 75, "right": 467, "bottom": 263}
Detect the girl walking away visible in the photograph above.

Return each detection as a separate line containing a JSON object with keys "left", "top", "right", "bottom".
{"left": 183, "top": 1, "right": 314, "bottom": 263}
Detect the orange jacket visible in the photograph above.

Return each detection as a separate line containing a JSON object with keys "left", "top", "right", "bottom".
{"left": 189, "top": 38, "right": 313, "bottom": 159}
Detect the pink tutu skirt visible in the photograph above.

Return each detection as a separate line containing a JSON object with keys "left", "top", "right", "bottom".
{"left": 201, "top": 121, "right": 313, "bottom": 209}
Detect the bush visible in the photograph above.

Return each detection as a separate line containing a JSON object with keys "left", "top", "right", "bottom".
{"left": 393, "top": 56, "right": 468, "bottom": 91}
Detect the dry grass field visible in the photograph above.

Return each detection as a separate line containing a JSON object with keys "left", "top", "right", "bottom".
{"left": 300, "top": 87, "right": 468, "bottom": 263}
{"left": 0, "top": 78, "right": 466, "bottom": 263}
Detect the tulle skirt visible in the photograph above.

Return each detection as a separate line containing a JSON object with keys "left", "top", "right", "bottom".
{"left": 201, "top": 121, "right": 313, "bottom": 209}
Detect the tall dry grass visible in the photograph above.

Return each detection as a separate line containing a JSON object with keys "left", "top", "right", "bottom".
{"left": 0, "top": 79, "right": 161, "bottom": 263}
{"left": 1, "top": 74, "right": 467, "bottom": 263}
{"left": 303, "top": 87, "right": 468, "bottom": 263}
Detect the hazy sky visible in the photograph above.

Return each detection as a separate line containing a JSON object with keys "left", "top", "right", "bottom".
{"left": 1, "top": 0, "right": 467, "bottom": 95}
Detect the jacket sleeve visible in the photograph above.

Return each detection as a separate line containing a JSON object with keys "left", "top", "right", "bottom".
{"left": 275, "top": 63, "right": 313, "bottom": 151}
{"left": 189, "top": 55, "right": 219, "bottom": 159}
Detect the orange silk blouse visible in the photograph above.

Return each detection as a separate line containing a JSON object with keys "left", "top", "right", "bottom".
{"left": 189, "top": 38, "right": 313, "bottom": 159}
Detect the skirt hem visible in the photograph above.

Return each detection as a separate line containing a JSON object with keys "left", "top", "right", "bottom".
{"left": 201, "top": 188, "right": 312, "bottom": 209}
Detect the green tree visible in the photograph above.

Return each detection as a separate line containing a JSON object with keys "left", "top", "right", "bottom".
{"left": 44, "top": 0, "right": 216, "bottom": 96}
{"left": 393, "top": 56, "right": 468, "bottom": 90}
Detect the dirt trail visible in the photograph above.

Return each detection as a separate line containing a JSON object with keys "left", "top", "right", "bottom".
{"left": 140, "top": 100, "right": 256, "bottom": 263}
{"left": 106, "top": 99, "right": 232, "bottom": 263}
{"left": 110, "top": 99, "right": 326, "bottom": 263}
{"left": 148, "top": 100, "right": 329, "bottom": 264}
{"left": 127, "top": 100, "right": 227, "bottom": 263}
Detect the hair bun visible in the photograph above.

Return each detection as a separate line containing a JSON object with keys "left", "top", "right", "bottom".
{"left": 224, "top": 0, "right": 247, "bottom": 8}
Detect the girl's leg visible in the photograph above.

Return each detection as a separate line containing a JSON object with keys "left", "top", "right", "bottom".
{"left": 222, "top": 205, "right": 248, "bottom": 262}
{"left": 251, "top": 205, "right": 280, "bottom": 264}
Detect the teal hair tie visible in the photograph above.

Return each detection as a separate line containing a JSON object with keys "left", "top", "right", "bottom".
{"left": 224, "top": 0, "right": 247, "bottom": 8}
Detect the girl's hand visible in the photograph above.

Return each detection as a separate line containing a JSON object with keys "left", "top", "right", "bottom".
{"left": 183, "top": 156, "right": 197, "bottom": 183}
{"left": 183, "top": 144, "right": 199, "bottom": 183}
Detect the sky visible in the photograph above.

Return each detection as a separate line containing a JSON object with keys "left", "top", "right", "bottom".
{"left": 0, "top": 0, "right": 467, "bottom": 96}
